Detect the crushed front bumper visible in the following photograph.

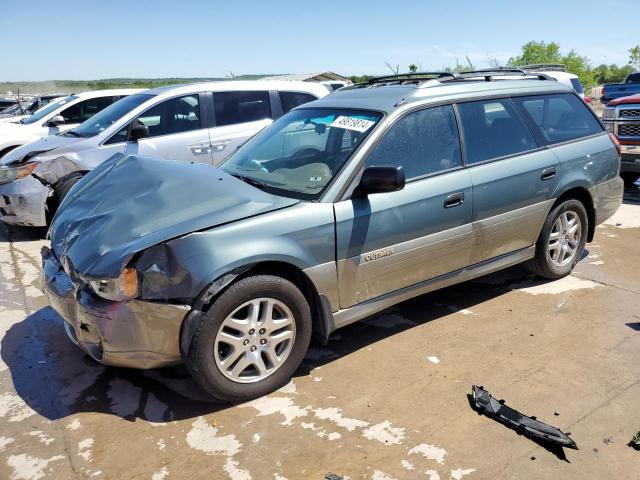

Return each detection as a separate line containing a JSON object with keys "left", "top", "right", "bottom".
{"left": 0, "top": 175, "right": 51, "bottom": 226}
{"left": 41, "top": 246, "right": 188, "bottom": 369}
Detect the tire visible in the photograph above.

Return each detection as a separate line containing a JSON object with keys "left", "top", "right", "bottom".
{"left": 525, "top": 199, "right": 588, "bottom": 280}
{"left": 184, "top": 275, "right": 312, "bottom": 402}
{"left": 621, "top": 172, "right": 639, "bottom": 186}
{"left": 47, "top": 173, "right": 84, "bottom": 223}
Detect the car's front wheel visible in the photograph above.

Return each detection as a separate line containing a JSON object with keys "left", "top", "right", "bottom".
{"left": 525, "top": 199, "right": 588, "bottom": 280}
{"left": 184, "top": 275, "right": 312, "bottom": 402}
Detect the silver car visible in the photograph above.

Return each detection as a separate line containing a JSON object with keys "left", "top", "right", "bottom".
{"left": 0, "top": 80, "right": 328, "bottom": 226}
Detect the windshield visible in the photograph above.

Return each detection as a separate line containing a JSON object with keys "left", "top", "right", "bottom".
{"left": 71, "top": 93, "right": 154, "bottom": 138}
{"left": 21, "top": 95, "right": 77, "bottom": 125}
{"left": 221, "top": 108, "right": 382, "bottom": 200}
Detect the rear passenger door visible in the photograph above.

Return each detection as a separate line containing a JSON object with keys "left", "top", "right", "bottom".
{"left": 335, "top": 105, "right": 473, "bottom": 308}
{"left": 126, "top": 93, "right": 211, "bottom": 164}
{"left": 209, "top": 91, "right": 273, "bottom": 165}
{"left": 456, "top": 98, "right": 560, "bottom": 264}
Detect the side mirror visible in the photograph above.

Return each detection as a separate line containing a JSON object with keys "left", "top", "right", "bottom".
{"left": 355, "top": 166, "right": 405, "bottom": 196}
{"left": 47, "top": 115, "right": 65, "bottom": 126}
{"left": 129, "top": 122, "right": 149, "bottom": 142}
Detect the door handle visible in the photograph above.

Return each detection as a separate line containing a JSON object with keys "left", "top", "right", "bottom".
{"left": 444, "top": 192, "right": 464, "bottom": 208}
{"left": 541, "top": 167, "right": 556, "bottom": 180}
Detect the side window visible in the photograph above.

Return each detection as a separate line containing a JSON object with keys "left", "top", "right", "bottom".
{"left": 136, "top": 95, "right": 201, "bottom": 137}
{"left": 104, "top": 124, "right": 129, "bottom": 145}
{"left": 279, "top": 91, "right": 318, "bottom": 114}
{"left": 365, "top": 105, "right": 462, "bottom": 179}
{"left": 59, "top": 96, "right": 116, "bottom": 124}
{"left": 457, "top": 99, "right": 537, "bottom": 165}
{"left": 512, "top": 93, "right": 603, "bottom": 144}
{"left": 213, "top": 91, "right": 271, "bottom": 126}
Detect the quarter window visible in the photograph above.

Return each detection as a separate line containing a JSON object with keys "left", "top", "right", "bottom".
{"left": 213, "top": 91, "right": 271, "bottom": 126}
{"left": 279, "top": 91, "right": 317, "bottom": 114}
{"left": 59, "top": 96, "right": 117, "bottom": 124}
{"left": 104, "top": 124, "right": 130, "bottom": 145}
{"left": 136, "top": 94, "right": 201, "bottom": 137}
{"left": 512, "top": 93, "right": 603, "bottom": 144}
{"left": 365, "top": 105, "right": 462, "bottom": 179}
{"left": 457, "top": 99, "right": 537, "bottom": 164}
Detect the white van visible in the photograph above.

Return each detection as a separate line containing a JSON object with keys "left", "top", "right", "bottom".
{"left": 0, "top": 80, "right": 328, "bottom": 226}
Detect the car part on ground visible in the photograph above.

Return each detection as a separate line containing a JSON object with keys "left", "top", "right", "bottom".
{"left": 471, "top": 385, "right": 578, "bottom": 449}
{"left": 629, "top": 431, "right": 640, "bottom": 450}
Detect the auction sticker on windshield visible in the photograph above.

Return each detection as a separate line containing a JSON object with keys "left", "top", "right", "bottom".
{"left": 330, "top": 116, "right": 376, "bottom": 133}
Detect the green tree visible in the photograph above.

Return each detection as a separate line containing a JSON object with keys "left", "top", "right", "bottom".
{"left": 630, "top": 45, "right": 640, "bottom": 69}
{"left": 562, "top": 49, "right": 595, "bottom": 89}
{"left": 408, "top": 64, "right": 418, "bottom": 73}
{"left": 508, "top": 41, "right": 562, "bottom": 66}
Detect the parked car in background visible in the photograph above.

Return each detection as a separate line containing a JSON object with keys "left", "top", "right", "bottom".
{"left": 41, "top": 70, "right": 622, "bottom": 402}
{"left": 601, "top": 72, "right": 640, "bottom": 102}
{"left": 0, "top": 89, "right": 142, "bottom": 159}
{"left": 0, "top": 95, "right": 65, "bottom": 123}
{"left": 602, "top": 93, "right": 640, "bottom": 185}
{"left": 520, "top": 64, "right": 591, "bottom": 102}
{"left": 0, "top": 98, "right": 16, "bottom": 111}
{"left": 0, "top": 81, "right": 328, "bottom": 226}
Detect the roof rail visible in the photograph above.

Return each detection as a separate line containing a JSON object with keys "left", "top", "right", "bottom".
{"left": 519, "top": 63, "right": 566, "bottom": 72}
{"left": 441, "top": 69, "right": 554, "bottom": 82}
{"left": 368, "top": 72, "right": 458, "bottom": 85}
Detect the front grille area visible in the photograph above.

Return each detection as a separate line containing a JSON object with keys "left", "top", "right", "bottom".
{"left": 618, "top": 124, "right": 640, "bottom": 137}
{"left": 619, "top": 109, "right": 640, "bottom": 118}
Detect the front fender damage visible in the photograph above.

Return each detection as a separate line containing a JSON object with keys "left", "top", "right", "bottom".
{"left": 0, "top": 175, "right": 52, "bottom": 226}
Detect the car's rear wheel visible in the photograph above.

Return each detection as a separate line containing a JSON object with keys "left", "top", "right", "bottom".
{"left": 184, "top": 275, "right": 312, "bottom": 402}
{"left": 621, "top": 172, "right": 639, "bottom": 186}
{"left": 525, "top": 199, "right": 588, "bottom": 280}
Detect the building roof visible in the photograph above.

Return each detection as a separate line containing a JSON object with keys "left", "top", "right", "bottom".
{"left": 261, "top": 72, "right": 351, "bottom": 83}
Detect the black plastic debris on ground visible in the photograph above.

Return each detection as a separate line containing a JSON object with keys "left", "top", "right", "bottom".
{"left": 325, "top": 473, "right": 344, "bottom": 480}
{"left": 471, "top": 385, "right": 578, "bottom": 450}
{"left": 629, "top": 431, "right": 640, "bottom": 450}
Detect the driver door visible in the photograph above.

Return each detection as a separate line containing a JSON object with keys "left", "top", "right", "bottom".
{"left": 335, "top": 105, "right": 474, "bottom": 308}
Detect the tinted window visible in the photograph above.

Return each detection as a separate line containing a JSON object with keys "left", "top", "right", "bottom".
{"left": 626, "top": 73, "right": 640, "bottom": 84}
{"left": 60, "top": 96, "right": 117, "bottom": 124}
{"left": 458, "top": 99, "right": 537, "bottom": 164}
{"left": 21, "top": 95, "right": 77, "bottom": 125}
{"left": 279, "top": 91, "right": 317, "bottom": 114}
{"left": 569, "top": 78, "right": 584, "bottom": 94}
{"left": 136, "top": 94, "right": 201, "bottom": 137}
{"left": 513, "top": 93, "right": 603, "bottom": 144}
{"left": 104, "top": 124, "right": 130, "bottom": 145}
{"left": 73, "top": 94, "right": 154, "bottom": 138}
{"left": 214, "top": 91, "right": 271, "bottom": 126}
{"left": 365, "top": 105, "right": 461, "bottom": 179}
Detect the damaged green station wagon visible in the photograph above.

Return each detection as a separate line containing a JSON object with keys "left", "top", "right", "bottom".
{"left": 41, "top": 70, "right": 623, "bottom": 402}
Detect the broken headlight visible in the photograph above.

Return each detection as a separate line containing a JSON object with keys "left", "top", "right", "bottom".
{"left": 0, "top": 161, "right": 40, "bottom": 185}
{"left": 88, "top": 267, "right": 140, "bottom": 301}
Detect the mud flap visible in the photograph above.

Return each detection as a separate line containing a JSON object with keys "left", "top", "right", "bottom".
{"left": 471, "top": 385, "right": 577, "bottom": 449}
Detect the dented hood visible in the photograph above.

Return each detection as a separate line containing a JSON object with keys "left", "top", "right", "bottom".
{"left": 50, "top": 154, "right": 300, "bottom": 278}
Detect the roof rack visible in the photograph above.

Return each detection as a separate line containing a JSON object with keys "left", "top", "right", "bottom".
{"left": 368, "top": 72, "right": 458, "bottom": 85}
{"left": 446, "top": 69, "right": 554, "bottom": 81}
{"left": 519, "top": 63, "right": 566, "bottom": 72}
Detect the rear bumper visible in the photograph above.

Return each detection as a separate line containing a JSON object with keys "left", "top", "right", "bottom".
{"left": 621, "top": 145, "right": 640, "bottom": 173}
{"left": 40, "top": 246, "right": 187, "bottom": 369}
{"left": 590, "top": 176, "right": 624, "bottom": 226}
{"left": 0, "top": 176, "right": 51, "bottom": 227}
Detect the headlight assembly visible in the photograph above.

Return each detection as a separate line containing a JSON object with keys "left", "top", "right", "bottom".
{"left": 602, "top": 108, "right": 615, "bottom": 120}
{"left": 88, "top": 267, "right": 139, "bottom": 301}
{"left": 0, "top": 161, "right": 40, "bottom": 184}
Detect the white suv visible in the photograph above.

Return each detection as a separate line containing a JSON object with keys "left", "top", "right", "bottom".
{"left": 0, "top": 89, "right": 142, "bottom": 158}
{"left": 0, "top": 80, "right": 328, "bottom": 226}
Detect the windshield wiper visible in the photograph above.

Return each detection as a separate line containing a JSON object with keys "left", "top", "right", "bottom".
{"left": 230, "top": 173, "right": 267, "bottom": 190}
{"left": 63, "top": 130, "right": 82, "bottom": 138}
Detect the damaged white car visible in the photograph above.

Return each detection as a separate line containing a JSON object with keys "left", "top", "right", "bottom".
{"left": 0, "top": 80, "right": 328, "bottom": 227}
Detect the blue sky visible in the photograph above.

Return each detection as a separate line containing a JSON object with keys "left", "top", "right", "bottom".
{"left": 0, "top": 0, "right": 637, "bottom": 81}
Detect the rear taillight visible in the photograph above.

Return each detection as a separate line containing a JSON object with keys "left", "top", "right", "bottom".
{"left": 600, "top": 86, "right": 604, "bottom": 98}
{"left": 584, "top": 96, "right": 592, "bottom": 104}
{"left": 610, "top": 133, "right": 621, "bottom": 156}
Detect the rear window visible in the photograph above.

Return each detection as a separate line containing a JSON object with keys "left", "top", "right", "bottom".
{"left": 457, "top": 99, "right": 537, "bottom": 164}
{"left": 626, "top": 73, "right": 640, "bottom": 84}
{"left": 213, "top": 91, "right": 271, "bottom": 126}
{"left": 279, "top": 91, "right": 317, "bottom": 114}
{"left": 569, "top": 78, "right": 584, "bottom": 94}
{"left": 513, "top": 93, "right": 602, "bottom": 144}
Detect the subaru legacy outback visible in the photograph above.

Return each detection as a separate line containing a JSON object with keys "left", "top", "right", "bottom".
{"left": 41, "top": 70, "right": 623, "bottom": 402}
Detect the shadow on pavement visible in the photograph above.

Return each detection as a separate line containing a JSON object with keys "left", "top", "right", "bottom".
{"left": 2, "top": 265, "right": 543, "bottom": 424}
